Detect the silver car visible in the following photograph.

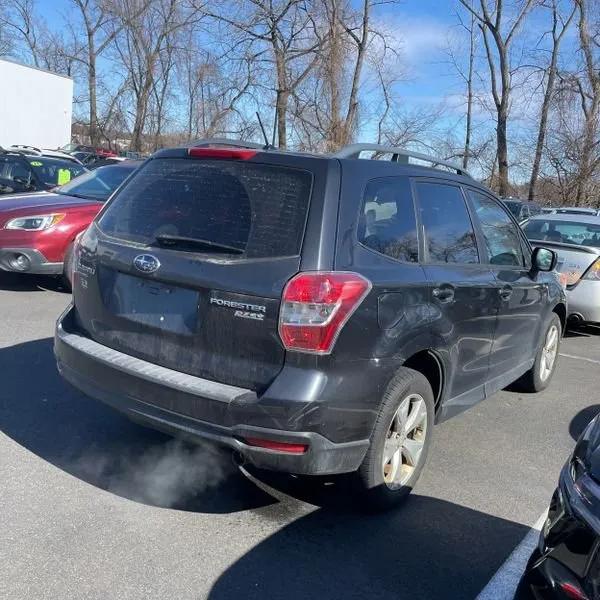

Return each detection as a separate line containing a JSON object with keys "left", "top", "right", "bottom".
{"left": 523, "top": 214, "right": 600, "bottom": 325}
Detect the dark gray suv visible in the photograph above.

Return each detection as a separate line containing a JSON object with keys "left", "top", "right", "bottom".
{"left": 54, "top": 140, "right": 566, "bottom": 509}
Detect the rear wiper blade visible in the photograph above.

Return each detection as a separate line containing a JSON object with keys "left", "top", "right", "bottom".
{"left": 154, "top": 234, "right": 244, "bottom": 255}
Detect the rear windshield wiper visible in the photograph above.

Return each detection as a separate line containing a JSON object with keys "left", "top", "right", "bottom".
{"left": 154, "top": 234, "right": 244, "bottom": 255}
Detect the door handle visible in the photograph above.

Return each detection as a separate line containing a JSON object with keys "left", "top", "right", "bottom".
{"left": 432, "top": 286, "right": 455, "bottom": 303}
{"left": 498, "top": 285, "right": 513, "bottom": 301}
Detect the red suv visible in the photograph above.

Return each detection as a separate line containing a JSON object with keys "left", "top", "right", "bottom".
{"left": 0, "top": 161, "right": 139, "bottom": 285}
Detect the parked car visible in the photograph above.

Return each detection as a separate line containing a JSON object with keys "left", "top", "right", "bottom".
{"left": 60, "top": 143, "right": 96, "bottom": 154}
{"left": 502, "top": 198, "right": 543, "bottom": 222}
{"left": 7, "top": 145, "right": 83, "bottom": 165}
{"left": 61, "top": 143, "right": 117, "bottom": 158}
{"left": 523, "top": 413, "right": 600, "bottom": 600}
{"left": 86, "top": 156, "right": 128, "bottom": 170}
{"left": 0, "top": 148, "right": 87, "bottom": 195}
{"left": 54, "top": 140, "right": 566, "bottom": 509}
{"left": 553, "top": 207, "right": 600, "bottom": 217}
{"left": 523, "top": 214, "right": 600, "bottom": 325}
{"left": 0, "top": 161, "right": 139, "bottom": 285}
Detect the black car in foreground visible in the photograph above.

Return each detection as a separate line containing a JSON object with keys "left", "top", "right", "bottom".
{"left": 524, "top": 415, "right": 600, "bottom": 600}
{"left": 54, "top": 139, "right": 566, "bottom": 509}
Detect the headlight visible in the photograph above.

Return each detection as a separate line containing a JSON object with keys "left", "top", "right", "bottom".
{"left": 5, "top": 214, "right": 66, "bottom": 231}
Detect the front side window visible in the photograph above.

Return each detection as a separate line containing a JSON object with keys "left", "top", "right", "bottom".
{"left": 416, "top": 182, "right": 479, "bottom": 264}
{"left": 0, "top": 156, "right": 34, "bottom": 192}
{"left": 358, "top": 177, "right": 418, "bottom": 262}
{"left": 468, "top": 191, "right": 524, "bottom": 266}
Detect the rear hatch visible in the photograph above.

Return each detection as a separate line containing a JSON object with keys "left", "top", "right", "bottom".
{"left": 73, "top": 149, "right": 322, "bottom": 392}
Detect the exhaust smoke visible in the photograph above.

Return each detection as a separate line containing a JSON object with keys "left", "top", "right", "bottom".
{"left": 73, "top": 439, "right": 230, "bottom": 508}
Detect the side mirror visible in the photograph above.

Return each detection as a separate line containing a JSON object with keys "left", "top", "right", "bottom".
{"left": 532, "top": 247, "right": 557, "bottom": 272}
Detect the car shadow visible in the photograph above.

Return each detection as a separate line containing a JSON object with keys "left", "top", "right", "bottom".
{"left": 0, "top": 337, "right": 276, "bottom": 513}
{"left": 569, "top": 405, "right": 600, "bottom": 441}
{"left": 0, "top": 272, "right": 68, "bottom": 293}
{"left": 207, "top": 491, "right": 531, "bottom": 600}
{"left": 1, "top": 338, "right": 536, "bottom": 598}
{"left": 565, "top": 322, "right": 600, "bottom": 338}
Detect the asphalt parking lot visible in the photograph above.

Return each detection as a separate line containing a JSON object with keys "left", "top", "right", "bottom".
{"left": 1, "top": 273, "right": 599, "bottom": 600}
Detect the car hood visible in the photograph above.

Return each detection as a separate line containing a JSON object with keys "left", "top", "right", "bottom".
{"left": 0, "top": 191, "right": 99, "bottom": 213}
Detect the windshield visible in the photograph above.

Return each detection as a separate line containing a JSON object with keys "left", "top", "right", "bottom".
{"left": 56, "top": 165, "right": 135, "bottom": 201}
{"left": 524, "top": 219, "right": 600, "bottom": 248}
{"left": 28, "top": 157, "right": 86, "bottom": 187}
{"left": 503, "top": 201, "right": 521, "bottom": 218}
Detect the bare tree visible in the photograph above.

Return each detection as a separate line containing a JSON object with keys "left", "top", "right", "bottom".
{"left": 459, "top": 0, "right": 537, "bottom": 195}
{"left": 67, "top": 0, "right": 142, "bottom": 146}
{"left": 449, "top": 1, "right": 480, "bottom": 169}
{"left": 527, "top": 0, "right": 576, "bottom": 202}
{"left": 205, "top": 0, "right": 323, "bottom": 148}
{"left": 113, "top": 0, "right": 204, "bottom": 151}
{"left": 0, "top": 0, "right": 41, "bottom": 66}
{"left": 318, "top": 0, "right": 373, "bottom": 149}
{"left": 573, "top": 0, "right": 600, "bottom": 205}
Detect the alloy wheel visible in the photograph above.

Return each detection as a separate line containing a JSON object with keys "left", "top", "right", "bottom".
{"left": 382, "top": 394, "right": 428, "bottom": 489}
{"left": 540, "top": 324, "right": 559, "bottom": 382}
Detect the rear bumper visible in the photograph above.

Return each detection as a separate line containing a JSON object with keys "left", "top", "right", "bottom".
{"left": 567, "top": 280, "right": 600, "bottom": 324}
{"left": 0, "top": 247, "right": 62, "bottom": 274}
{"left": 54, "top": 306, "right": 369, "bottom": 475}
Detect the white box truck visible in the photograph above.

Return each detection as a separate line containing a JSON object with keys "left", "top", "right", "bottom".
{"left": 0, "top": 57, "right": 73, "bottom": 149}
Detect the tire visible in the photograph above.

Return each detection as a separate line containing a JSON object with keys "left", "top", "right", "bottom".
{"left": 61, "top": 242, "right": 74, "bottom": 292}
{"left": 517, "top": 313, "right": 562, "bottom": 393}
{"left": 354, "top": 367, "right": 435, "bottom": 511}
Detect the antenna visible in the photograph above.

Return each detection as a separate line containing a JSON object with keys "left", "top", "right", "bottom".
{"left": 256, "top": 112, "right": 271, "bottom": 149}
{"left": 271, "top": 109, "right": 277, "bottom": 148}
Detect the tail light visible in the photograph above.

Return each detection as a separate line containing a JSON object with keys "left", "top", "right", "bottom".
{"left": 559, "top": 581, "right": 589, "bottom": 600}
{"left": 583, "top": 258, "right": 600, "bottom": 281}
{"left": 279, "top": 271, "right": 372, "bottom": 354}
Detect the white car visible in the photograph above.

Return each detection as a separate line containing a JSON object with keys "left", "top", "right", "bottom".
{"left": 7, "top": 145, "right": 84, "bottom": 165}
{"left": 523, "top": 214, "right": 600, "bottom": 325}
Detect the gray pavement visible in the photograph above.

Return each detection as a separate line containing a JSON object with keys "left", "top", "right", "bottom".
{"left": 1, "top": 272, "right": 599, "bottom": 600}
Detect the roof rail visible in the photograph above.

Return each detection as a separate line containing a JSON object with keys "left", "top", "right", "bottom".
{"left": 334, "top": 143, "right": 471, "bottom": 177}
{"left": 9, "top": 144, "right": 42, "bottom": 155}
{"left": 189, "top": 138, "right": 266, "bottom": 150}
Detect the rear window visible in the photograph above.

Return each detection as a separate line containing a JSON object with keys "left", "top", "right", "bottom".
{"left": 98, "top": 158, "right": 313, "bottom": 258}
{"left": 524, "top": 219, "right": 600, "bottom": 247}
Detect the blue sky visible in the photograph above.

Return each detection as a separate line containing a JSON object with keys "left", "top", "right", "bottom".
{"left": 37, "top": 0, "right": 463, "bottom": 105}
{"left": 34, "top": 0, "right": 581, "bottom": 156}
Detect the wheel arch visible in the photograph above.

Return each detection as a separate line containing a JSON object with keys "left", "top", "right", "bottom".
{"left": 403, "top": 349, "right": 445, "bottom": 412}
{"left": 552, "top": 302, "right": 567, "bottom": 334}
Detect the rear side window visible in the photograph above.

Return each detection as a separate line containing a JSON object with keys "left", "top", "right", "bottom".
{"left": 98, "top": 158, "right": 313, "bottom": 258}
{"left": 358, "top": 177, "right": 418, "bottom": 262}
{"left": 468, "top": 191, "right": 524, "bottom": 266}
{"left": 416, "top": 182, "right": 479, "bottom": 264}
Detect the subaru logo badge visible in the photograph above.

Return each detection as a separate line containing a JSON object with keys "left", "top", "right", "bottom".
{"left": 133, "top": 254, "right": 160, "bottom": 274}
